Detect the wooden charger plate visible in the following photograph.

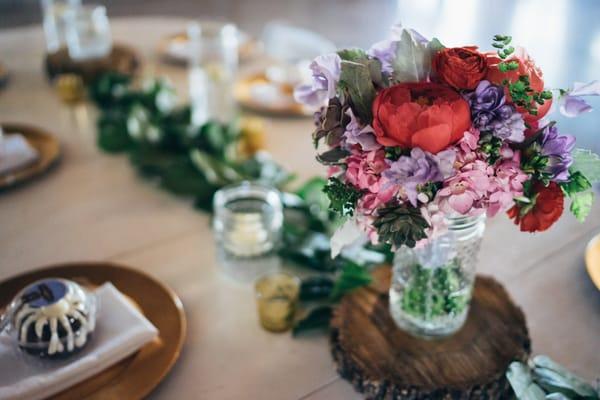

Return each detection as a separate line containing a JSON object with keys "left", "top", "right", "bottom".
{"left": 0, "top": 123, "right": 61, "bottom": 190}
{"left": 0, "top": 262, "right": 186, "bottom": 400}
{"left": 45, "top": 43, "right": 140, "bottom": 84}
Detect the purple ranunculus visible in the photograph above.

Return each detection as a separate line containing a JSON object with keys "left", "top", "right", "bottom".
{"left": 342, "top": 108, "right": 381, "bottom": 151}
{"left": 294, "top": 53, "right": 342, "bottom": 107}
{"left": 539, "top": 124, "right": 576, "bottom": 182}
{"left": 464, "top": 80, "right": 525, "bottom": 143}
{"left": 382, "top": 148, "right": 455, "bottom": 206}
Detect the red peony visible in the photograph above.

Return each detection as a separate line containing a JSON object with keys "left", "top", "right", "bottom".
{"left": 371, "top": 83, "right": 471, "bottom": 154}
{"left": 507, "top": 181, "right": 564, "bottom": 232}
{"left": 486, "top": 47, "right": 551, "bottom": 122}
{"left": 433, "top": 47, "right": 488, "bottom": 90}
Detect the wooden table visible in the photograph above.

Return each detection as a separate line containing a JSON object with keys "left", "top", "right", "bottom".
{"left": 0, "top": 16, "right": 598, "bottom": 400}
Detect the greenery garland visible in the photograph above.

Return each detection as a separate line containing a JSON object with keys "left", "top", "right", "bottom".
{"left": 89, "top": 72, "right": 392, "bottom": 334}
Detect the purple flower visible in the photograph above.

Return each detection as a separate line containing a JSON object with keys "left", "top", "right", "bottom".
{"left": 367, "top": 40, "right": 396, "bottom": 74}
{"left": 382, "top": 148, "right": 455, "bottom": 206}
{"left": 342, "top": 108, "right": 381, "bottom": 151}
{"left": 540, "top": 124, "right": 576, "bottom": 182}
{"left": 294, "top": 53, "right": 341, "bottom": 107}
{"left": 559, "top": 80, "right": 600, "bottom": 118}
{"left": 464, "top": 80, "right": 525, "bottom": 143}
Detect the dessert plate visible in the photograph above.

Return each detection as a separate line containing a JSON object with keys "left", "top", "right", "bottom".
{"left": 0, "top": 123, "right": 61, "bottom": 191}
{"left": 0, "top": 262, "right": 186, "bottom": 399}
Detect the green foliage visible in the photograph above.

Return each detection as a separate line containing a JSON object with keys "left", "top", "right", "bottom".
{"left": 561, "top": 170, "right": 595, "bottom": 222}
{"left": 571, "top": 148, "right": 600, "bottom": 182}
{"left": 323, "top": 177, "right": 362, "bottom": 217}
{"left": 292, "top": 306, "right": 333, "bottom": 336}
{"left": 330, "top": 262, "right": 373, "bottom": 301}
{"left": 479, "top": 132, "right": 504, "bottom": 164}
{"left": 399, "top": 262, "right": 469, "bottom": 320}
{"left": 299, "top": 276, "right": 334, "bottom": 301}
{"left": 373, "top": 205, "right": 429, "bottom": 248}
{"left": 338, "top": 60, "right": 377, "bottom": 123}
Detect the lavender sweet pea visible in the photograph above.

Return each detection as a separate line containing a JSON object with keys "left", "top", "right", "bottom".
{"left": 383, "top": 148, "right": 455, "bottom": 206}
{"left": 540, "top": 124, "right": 576, "bottom": 182}
{"left": 465, "top": 80, "right": 525, "bottom": 142}
{"left": 559, "top": 80, "right": 600, "bottom": 118}
{"left": 343, "top": 109, "right": 381, "bottom": 151}
{"left": 293, "top": 53, "right": 341, "bottom": 107}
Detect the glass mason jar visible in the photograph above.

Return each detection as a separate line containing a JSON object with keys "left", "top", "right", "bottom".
{"left": 389, "top": 215, "right": 485, "bottom": 339}
{"left": 212, "top": 182, "right": 283, "bottom": 282}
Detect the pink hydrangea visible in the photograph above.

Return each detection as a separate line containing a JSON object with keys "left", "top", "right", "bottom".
{"left": 486, "top": 149, "right": 529, "bottom": 217}
{"left": 345, "top": 148, "right": 387, "bottom": 193}
{"left": 436, "top": 161, "right": 491, "bottom": 215}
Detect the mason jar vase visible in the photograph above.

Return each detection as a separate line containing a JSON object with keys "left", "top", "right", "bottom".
{"left": 389, "top": 214, "right": 486, "bottom": 339}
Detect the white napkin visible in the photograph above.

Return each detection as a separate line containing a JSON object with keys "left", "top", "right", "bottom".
{"left": 0, "top": 134, "right": 39, "bottom": 176}
{"left": 0, "top": 283, "right": 159, "bottom": 400}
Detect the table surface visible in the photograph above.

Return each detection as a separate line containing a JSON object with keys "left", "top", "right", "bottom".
{"left": 0, "top": 14, "right": 599, "bottom": 400}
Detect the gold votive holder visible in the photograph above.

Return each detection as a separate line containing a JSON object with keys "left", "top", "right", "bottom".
{"left": 255, "top": 273, "right": 300, "bottom": 333}
{"left": 55, "top": 73, "right": 85, "bottom": 103}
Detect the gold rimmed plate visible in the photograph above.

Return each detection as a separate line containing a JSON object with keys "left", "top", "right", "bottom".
{"left": 234, "top": 73, "right": 314, "bottom": 117}
{"left": 585, "top": 232, "right": 600, "bottom": 290}
{"left": 0, "top": 261, "right": 186, "bottom": 399}
{"left": 0, "top": 122, "right": 61, "bottom": 191}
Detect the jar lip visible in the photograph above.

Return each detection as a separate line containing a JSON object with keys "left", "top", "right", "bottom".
{"left": 213, "top": 181, "right": 283, "bottom": 224}
{"left": 445, "top": 213, "right": 486, "bottom": 229}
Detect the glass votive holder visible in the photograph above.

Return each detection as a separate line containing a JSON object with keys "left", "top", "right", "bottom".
{"left": 212, "top": 181, "right": 283, "bottom": 282}
{"left": 40, "top": 0, "right": 81, "bottom": 53}
{"left": 64, "top": 4, "right": 112, "bottom": 61}
{"left": 254, "top": 273, "right": 300, "bottom": 332}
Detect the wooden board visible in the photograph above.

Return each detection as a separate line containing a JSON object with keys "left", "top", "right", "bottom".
{"left": 330, "top": 267, "right": 530, "bottom": 399}
{"left": 45, "top": 43, "right": 140, "bottom": 83}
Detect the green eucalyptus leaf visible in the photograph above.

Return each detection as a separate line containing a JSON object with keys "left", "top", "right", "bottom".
{"left": 292, "top": 306, "right": 333, "bottom": 336}
{"left": 337, "top": 48, "right": 368, "bottom": 62}
{"left": 532, "top": 355, "right": 599, "bottom": 399}
{"left": 507, "top": 361, "right": 547, "bottom": 400}
{"left": 391, "top": 28, "right": 434, "bottom": 82}
{"left": 572, "top": 149, "right": 600, "bottom": 183}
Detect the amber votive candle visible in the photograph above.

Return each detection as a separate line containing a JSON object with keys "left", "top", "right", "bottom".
{"left": 254, "top": 273, "right": 300, "bottom": 332}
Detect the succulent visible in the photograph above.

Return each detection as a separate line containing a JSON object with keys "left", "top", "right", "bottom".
{"left": 313, "top": 97, "right": 349, "bottom": 148}
{"left": 373, "top": 204, "right": 430, "bottom": 248}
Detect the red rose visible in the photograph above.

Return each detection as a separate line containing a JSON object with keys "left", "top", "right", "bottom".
{"left": 507, "top": 181, "right": 564, "bottom": 232}
{"left": 486, "top": 47, "right": 551, "bottom": 122}
{"left": 433, "top": 47, "right": 488, "bottom": 90}
{"left": 371, "top": 83, "right": 471, "bottom": 154}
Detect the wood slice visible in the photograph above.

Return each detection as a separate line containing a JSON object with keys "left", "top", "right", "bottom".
{"left": 330, "top": 267, "right": 530, "bottom": 400}
{"left": 44, "top": 43, "right": 140, "bottom": 83}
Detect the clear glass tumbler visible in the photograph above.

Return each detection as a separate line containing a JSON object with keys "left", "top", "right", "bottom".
{"left": 212, "top": 182, "right": 283, "bottom": 282}
{"left": 187, "top": 21, "right": 238, "bottom": 126}
{"left": 40, "top": 0, "right": 81, "bottom": 53}
{"left": 389, "top": 215, "right": 486, "bottom": 339}
{"left": 64, "top": 4, "right": 112, "bottom": 61}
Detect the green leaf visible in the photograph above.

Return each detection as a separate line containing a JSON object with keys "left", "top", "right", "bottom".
{"left": 337, "top": 48, "right": 368, "bottom": 62}
{"left": 532, "top": 355, "right": 599, "bottom": 399}
{"left": 292, "top": 306, "right": 333, "bottom": 336}
{"left": 330, "top": 262, "right": 372, "bottom": 301}
{"left": 560, "top": 170, "right": 592, "bottom": 196}
{"left": 299, "top": 276, "right": 334, "bottom": 301}
{"left": 323, "top": 177, "right": 362, "bottom": 217}
{"left": 570, "top": 191, "right": 594, "bottom": 222}
{"left": 572, "top": 149, "right": 600, "bottom": 183}
{"left": 338, "top": 60, "right": 377, "bottom": 123}
{"left": 506, "top": 362, "right": 547, "bottom": 400}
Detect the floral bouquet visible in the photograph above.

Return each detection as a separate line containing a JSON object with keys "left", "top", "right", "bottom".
{"left": 295, "top": 25, "right": 600, "bottom": 253}
{"left": 295, "top": 25, "right": 600, "bottom": 338}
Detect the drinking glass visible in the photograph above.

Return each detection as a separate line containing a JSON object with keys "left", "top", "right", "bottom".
{"left": 40, "top": 0, "right": 81, "bottom": 53}
{"left": 64, "top": 4, "right": 112, "bottom": 61}
{"left": 187, "top": 21, "right": 238, "bottom": 126}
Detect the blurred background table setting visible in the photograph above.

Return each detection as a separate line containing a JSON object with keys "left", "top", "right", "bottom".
{"left": 0, "top": 0, "right": 599, "bottom": 399}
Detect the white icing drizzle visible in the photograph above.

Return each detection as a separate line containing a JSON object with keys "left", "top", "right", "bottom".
{"left": 12, "top": 280, "right": 96, "bottom": 355}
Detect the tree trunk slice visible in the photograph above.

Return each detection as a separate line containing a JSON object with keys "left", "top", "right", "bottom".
{"left": 330, "top": 267, "right": 530, "bottom": 399}
{"left": 45, "top": 43, "right": 140, "bottom": 83}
